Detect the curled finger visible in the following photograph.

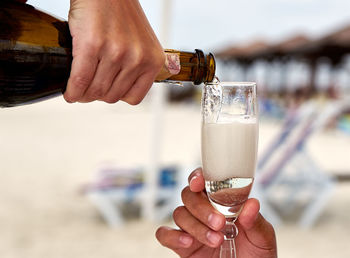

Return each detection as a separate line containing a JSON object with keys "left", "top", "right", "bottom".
{"left": 121, "top": 71, "right": 154, "bottom": 105}
{"left": 80, "top": 56, "right": 121, "bottom": 102}
{"left": 64, "top": 44, "right": 98, "bottom": 103}
{"left": 181, "top": 186, "right": 225, "bottom": 232}
{"left": 173, "top": 206, "right": 224, "bottom": 248}
{"left": 156, "top": 226, "right": 193, "bottom": 249}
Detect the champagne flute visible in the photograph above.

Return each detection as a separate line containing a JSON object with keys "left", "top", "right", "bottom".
{"left": 201, "top": 82, "right": 258, "bottom": 258}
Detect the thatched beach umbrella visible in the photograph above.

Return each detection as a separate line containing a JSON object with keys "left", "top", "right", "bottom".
{"left": 290, "top": 24, "right": 350, "bottom": 65}
{"left": 215, "top": 40, "right": 270, "bottom": 63}
{"left": 254, "top": 35, "right": 311, "bottom": 60}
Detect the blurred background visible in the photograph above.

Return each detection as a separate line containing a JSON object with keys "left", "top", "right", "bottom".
{"left": 1, "top": 0, "right": 350, "bottom": 257}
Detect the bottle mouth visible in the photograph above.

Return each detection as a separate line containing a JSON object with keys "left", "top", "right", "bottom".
{"left": 206, "top": 52, "right": 216, "bottom": 83}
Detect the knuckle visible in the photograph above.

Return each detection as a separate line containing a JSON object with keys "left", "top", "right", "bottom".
{"left": 63, "top": 93, "right": 75, "bottom": 103}
{"left": 190, "top": 199, "right": 201, "bottom": 212}
{"left": 88, "top": 88, "right": 105, "bottom": 99}
{"left": 172, "top": 206, "right": 185, "bottom": 221}
{"left": 70, "top": 75, "right": 91, "bottom": 90}
{"left": 141, "top": 52, "right": 165, "bottom": 76}
{"left": 124, "top": 96, "right": 142, "bottom": 106}
{"left": 128, "top": 49, "right": 145, "bottom": 68}
{"left": 181, "top": 186, "right": 190, "bottom": 202}
{"left": 86, "top": 38, "right": 104, "bottom": 54}
{"left": 155, "top": 229, "right": 170, "bottom": 248}
{"left": 72, "top": 34, "right": 103, "bottom": 57}
{"left": 105, "top": 97, "right": 120, "bottom": 104}
{"left": 149, "top": 47, "right": 165, "bottom": 62}
{"left": 75, "top": 39, "right": 103, "bottom": 57}
{"left": 103, "top": 94, "right": 120, "bottom": 104}
{"left": 155, "top": 51, "right": 166, "bottom": 68}
{"left": 108, "top": 44, "right": 126, "bottom": 63}
{"left": 155, "top": 228, "right": 163, "bottom": 242}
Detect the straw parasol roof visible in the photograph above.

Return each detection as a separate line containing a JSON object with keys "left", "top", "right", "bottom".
{"left": 215, "top": 36, "right": 311, "bottom": 61}
{"left": 215, "top": 24, "right": 350, "bottom": 65}
{"left": 215, "top": 40, "right": 270, "bottom": 62}
{"left": 288, "top": 24, "right": 350, "bottom": 64}
{"left": 276, "top": 35, "right": 311, "bottom": 51}
{"left": 322, "top": 24, "right": 350, "bottom": 47}
{"left": 252, "top": 34, "right": 311, "bottom": 60}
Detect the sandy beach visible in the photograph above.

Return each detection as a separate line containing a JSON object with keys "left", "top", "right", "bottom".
{"left": 0, "top": 93, "right": 349, "bottom": 258}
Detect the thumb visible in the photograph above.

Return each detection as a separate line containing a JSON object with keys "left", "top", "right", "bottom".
{"left": 238, "top": 199, "right": 277, "bottom": 251}
{"left": 188, "top": 168, "right": 205, "bottom": 193}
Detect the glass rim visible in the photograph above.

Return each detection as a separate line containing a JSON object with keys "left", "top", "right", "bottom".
{"left": 206, "top": 81, "right": 256, "bottom": 87}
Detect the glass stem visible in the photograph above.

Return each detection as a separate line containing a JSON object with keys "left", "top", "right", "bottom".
{"left": 220, "top": 219, "right": 238, "bottom": 258}
{"left": 220, "top": 239, "right": 236, "bottom": 258}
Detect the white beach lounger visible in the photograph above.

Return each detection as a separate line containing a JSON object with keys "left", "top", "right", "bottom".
{"left": 256, "top": 98, "right": 349, "bottom": 228}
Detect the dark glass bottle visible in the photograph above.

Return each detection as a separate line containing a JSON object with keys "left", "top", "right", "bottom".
{"left": 0, "top": 1, "right": 216, "bottom": 107}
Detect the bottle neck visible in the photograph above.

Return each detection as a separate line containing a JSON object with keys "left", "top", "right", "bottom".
{"left": 156, "top": 49, "right": 216, "bottom": 84}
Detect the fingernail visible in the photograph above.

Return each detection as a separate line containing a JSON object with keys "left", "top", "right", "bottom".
{"left": 189, "top": 175, "right": 198, "bottom": 185}
{"left": 206, "top": 231, "right": 222, "bottom": 245}
{"left": 208, "top": 213, "right": 223, "bottom": 230}
{"left": 179, "top": 235, "right": 193, "bottom": 247}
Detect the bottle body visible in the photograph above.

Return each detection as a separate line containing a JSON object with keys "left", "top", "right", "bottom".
{"left": 0, "top": 1, "right": 215, "bottom": 107}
